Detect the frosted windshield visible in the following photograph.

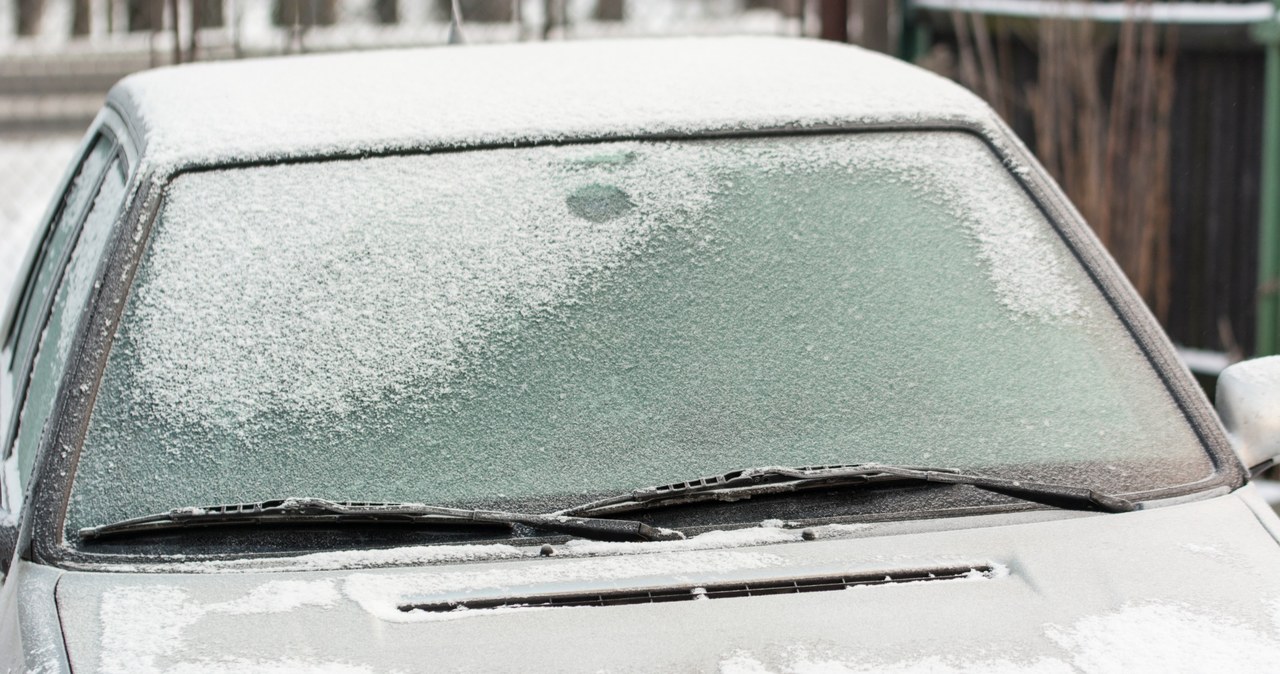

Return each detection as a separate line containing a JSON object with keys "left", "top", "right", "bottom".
{"left": 68, "top": 133, "right": 1212, "bottom": 532}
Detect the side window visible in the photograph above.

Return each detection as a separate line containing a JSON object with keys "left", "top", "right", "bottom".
{"left": 1, "top": 137, "right": 113, "bottom": 447}
{"left": 7, "top": 138, "right": 115, "bottom": 379}
{"left": 3, "top": 147, "right": 128, "bottom": 503}
{"left": 1, "top": 136, "right": 115, "bottom": 511}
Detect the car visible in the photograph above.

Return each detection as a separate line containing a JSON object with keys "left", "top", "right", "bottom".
{"left": 2, "top": 35, "right": 1280, "bottom": 673}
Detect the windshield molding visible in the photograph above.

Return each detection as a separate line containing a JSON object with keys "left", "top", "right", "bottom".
{"left": 25, "top": 119, "right": 1244, "bottom": 571}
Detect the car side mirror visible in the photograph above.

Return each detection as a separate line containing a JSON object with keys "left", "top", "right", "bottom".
{"left": 0, "top": 515, "right": 16, "bottom": 577}
{"left": 1216, "top": 356, "right": 1280, "bottom": 477}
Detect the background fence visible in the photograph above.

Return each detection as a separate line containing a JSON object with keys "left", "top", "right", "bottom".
{"left": 910, "top": 5, "right": 1271, "bottom": 359}
{"left": 0, "top": 135, "right": 76, "bottom": 304}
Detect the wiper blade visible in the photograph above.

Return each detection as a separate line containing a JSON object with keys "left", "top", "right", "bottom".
{"left": 78, "top": 498, "right": 684, "bottom": 542}
{"left": 557, "top": 464, "right": 1138, "bottom": 518}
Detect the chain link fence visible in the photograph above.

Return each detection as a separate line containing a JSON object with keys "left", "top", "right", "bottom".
{"left": 0, "top": 134, "right": 79, "bottom": 304}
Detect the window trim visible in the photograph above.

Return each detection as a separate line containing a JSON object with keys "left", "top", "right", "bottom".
{"left": 0, "top": 135, "right": 118, "bottom": 519}
{"left": 21, "top": 121, "right": 1247, "bottom": 571}
{"left": 0, "top": 107, "right": 139, "bottom": 347}
{"left": 2, "top": 131, "right": 113, "bottom": 354}
{"left": 1, "top": 110, "right": 137, "bottom": 517}
{"left": 5, "top": 142, "right": 118, "bottom": 423}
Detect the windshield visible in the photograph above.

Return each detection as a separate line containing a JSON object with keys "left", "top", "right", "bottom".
{"left": 67, "top": 132, "right": 1212, "bottom": 537}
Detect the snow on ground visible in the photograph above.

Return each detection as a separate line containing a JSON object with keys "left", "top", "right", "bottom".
{"left": 0, "top": 134, "right": 81, "bottom": 306}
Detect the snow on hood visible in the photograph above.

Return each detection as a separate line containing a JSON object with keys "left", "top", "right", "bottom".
{"left": 720, "top": 601, "right": 1280, "bottom": 673}
{"left": 109, "top": 36, "right": 993, "bottom": 170}
{"left": 52, "top": 493, "right": 1280, "bottom": 673}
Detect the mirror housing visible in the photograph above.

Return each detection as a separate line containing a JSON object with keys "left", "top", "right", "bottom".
{"left": 1216, "top": 356, "right": 1280, "bottom": 476}
{"left": 0, "top": 516, "right": 15, "bottom": 578}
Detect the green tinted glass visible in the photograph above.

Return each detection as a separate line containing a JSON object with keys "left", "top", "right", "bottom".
{"left": 3, "top": 136, "right": 113, "bottom": 465}
{"left": 10, "top": 137, "right": 114, "bottom": 373}
{"left": 69, "top": 133, "right": 1210, "bottom": 533}
{"left": 17, "top": 154, "right": 127, "bottom": 493}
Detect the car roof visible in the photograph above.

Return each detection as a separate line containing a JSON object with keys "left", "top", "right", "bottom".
{"left": 107, "top": 36, "right": 996, "bottom": 170}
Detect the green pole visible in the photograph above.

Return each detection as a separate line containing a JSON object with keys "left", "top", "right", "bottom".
{"left": 898, "top": 0, "right": 915, "bottom": 60}
{"left": 898, "top": 0, "right": 933, "bottom": 63}
{"left": 1255, "top": 6, "right": 1280, "bottom": 356}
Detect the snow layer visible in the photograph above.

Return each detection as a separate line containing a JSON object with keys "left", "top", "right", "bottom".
{"left": 99, "top": 580, "right": 346, "bottom": 674}
{"left": 289, "top": 542, "right": 525, "bottom": 572}
{"left": 730, "top": 133, "right": 1090, "bottom": 322}
{"left": 97, "top": 525, "right": 839, "bottom": 574}
{"left": 113, "top": 134, "right": 1081, "bottom": 436}
{"left": 344, "top": 549, "right": 787, "bottom": 623}
{"left": 1045, "top": 602, "right": 1280, "bottom": 673}
{"left": 103, "top": 542, "right": 528, "bottom": 574}
{"left": 112, "top": 37, "right": 993, "bottom": 170}
{"left": 718, "top": 601, "right": 1280, "bottom": 673}
{"left": 719, "top": 651, "right": 1071, "bottom": 674}
{"left": 1222, "top": 354, "right": 1280, "bottom": 388}
{"left": 95, "top": 547, "right": 784, "bottom": 668}
{"left": 70, "top": 127, "right": 1205, "bottom": 531}
{"left": 559, "top": 522, "right": 871, "bottom": 556}
{"left": 161, "top": 659, "right": 379, "bottom": 674}
{"left": 125, "top": 142, "right": 713, "bottom": 427}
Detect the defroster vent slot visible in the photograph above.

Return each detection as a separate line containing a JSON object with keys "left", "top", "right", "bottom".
{"left": 400, "top": 564, "right": 994, "bottom": 613}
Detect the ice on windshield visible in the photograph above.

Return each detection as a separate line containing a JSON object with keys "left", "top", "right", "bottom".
{"left": 118, "top": 144, "right": 714, "bottom": 426}
{"left": 68, "top": 133, "right": 1211, "bottom": 533}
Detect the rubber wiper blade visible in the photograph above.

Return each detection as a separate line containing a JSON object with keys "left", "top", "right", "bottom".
{"left": 557, "top": 464, "right": 1138, "bottom": 517}
{"left": 78, "top": 497, "right": 685, "bottom": 542}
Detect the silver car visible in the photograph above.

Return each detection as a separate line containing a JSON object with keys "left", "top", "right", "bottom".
{"left": 3, "top": 37, "right": 1280, "bottom": 673}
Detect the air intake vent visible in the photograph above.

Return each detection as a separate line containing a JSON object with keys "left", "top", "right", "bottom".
{"left": 400, "top": 564, "right": 994, "bottom": 614}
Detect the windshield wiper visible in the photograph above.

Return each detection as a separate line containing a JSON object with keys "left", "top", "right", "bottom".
{"left": 78, "top": 498, "right": 685, "bottom": 543}
{"left": 556, "top": 464, "right": 1138, "bottom": 518}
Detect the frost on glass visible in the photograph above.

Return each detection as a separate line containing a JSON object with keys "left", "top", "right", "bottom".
{"left": 11, "top": 137, "right": 113, "bottom": 375}
{"left": 69, "top": 133, "right": 1211, "bottom": 532}
{"left": 15, "top": 156, "right": 127, "bottom": 492}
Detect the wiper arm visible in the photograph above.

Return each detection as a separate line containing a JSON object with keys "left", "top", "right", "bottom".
{"left": 78, "top": 498, "right": 685, "bottom": 542}
{"left": 557, "top": 464, "right": 1138, "bottom": 518}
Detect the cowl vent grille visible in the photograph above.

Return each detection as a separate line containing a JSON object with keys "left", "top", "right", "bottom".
{"left": 399, "top": 564, "right": 994, "bottom": 613}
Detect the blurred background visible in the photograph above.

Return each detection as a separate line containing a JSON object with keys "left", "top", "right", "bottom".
{"left": 2, "top": 0, "right": 1278, "bottom": 396}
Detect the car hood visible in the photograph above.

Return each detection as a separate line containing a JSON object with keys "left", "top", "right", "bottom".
{"left": 54, "top": 489, "right": 1280, "bottom": 673}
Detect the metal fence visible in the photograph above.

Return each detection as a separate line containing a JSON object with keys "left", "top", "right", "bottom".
{"left": 0, "top": 134, "right": 79, "bottom": 304}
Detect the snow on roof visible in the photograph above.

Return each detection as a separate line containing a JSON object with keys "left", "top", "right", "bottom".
{"left": 107, "top": 36, "right": 995, "bottom": 169}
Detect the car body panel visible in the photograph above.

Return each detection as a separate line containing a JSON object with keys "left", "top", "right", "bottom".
{"left": 50, "top": 490, "right": 1280, "bottom": 672}
{"left": 0, "top": 560, "right": 67, "bottom": 673}
{"left": 106, "top": 37, "right": 994, "bottom": 172}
